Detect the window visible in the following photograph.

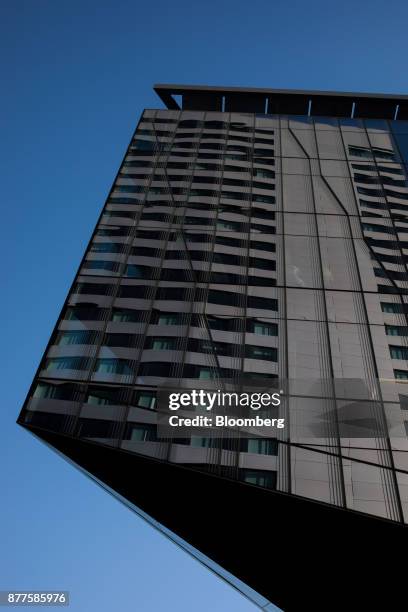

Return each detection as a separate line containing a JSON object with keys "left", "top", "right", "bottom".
{"left": 247, "top": 295, "right": 278, "bottom": 311}
{"left": 250, "top": 240, "right": 276, "bottom": 253}
{"left": 253, "top": 148, "right": 275, "bottom": 157}
{"left": 107, "top": 197, "right": 143, "bottom": 206}
{"left": 74, "top": 282, "right": 113, "bottom": 296}
{"left": 86, "top": 387, "right": 124, "bottom": 406}
{"left": 65, "top": 305, "right": 107, "bottom": 321}
{"left": 216, "top": 220, "right": 242, "bottom": 231}
{"left": 191, "top": 436, "right": 217, "bottom": 448}
{"left": 133, "top": 391, "right": 156, "bottom": 410}
{"left": 126, "top": 264, "right": 154, "bottom": 279}
{"left": 103, "top": 209, "right": 137, "bottom": 219}
{"left": 245, "top": 438, "right": 278, "bottom": 455}
{"left": 128, "top": 424, "right": 157, "bottom": 442}
{"left": 32, "top": 382, "right": 79, "bottom": 401}
{"left": 137, "top": 362, "right": 173, "bottom": 377}
{"left": 182, "top": 364, "right": 237, "bottom": 379}
{"left": 103, "top": 333, "right": 140, "bottom": 348}
{"left": 395, "top": 369, "right": 408, "bottom": 380}
{"left": 83, "top": 260, "right": 120, "bottom": 272}
{"left": 247, "top": 320, "right": 278, "bottom": 336}
{"left": 206, "top": 315, "right": 238, "bottom": 332}
{"left": 115, "top": 185, "right": 144, "bottom": 194}
{"left": 148, "top": 337, "right": 179, "bottom": 350}
{"left": 111, "top": 308, "right": 145, "bottom": 323}
{"left": 241, "top": 469, "right": 276, "bottom": 489}
{"left": 253, "top": 157, "right": 275, "bottom": 167}
{"left": 198, "top": 367, "right": 217, "bottom": 380}
{"left": 353, "top": 173, "right": 381, "bottom": 185}
{"left": 118, "top": 285, "right": 151, "bottom": 299}
{"left": 250, "top": 223, "right": 276, "bottom": 234}
{"left": 208, "top": 289, "right": 242, "bottom": 307}
{"left": 349, "top": 146, "right": 373, "bottom": 159}
{"left": 43, "top": 357, "right": 90, "bottom": 371}
{"left": 122, "top": 160, "right": 153, "bottom": 168}
{"left": 132, "top": 139, "right": 156, "bottom": 151}
{"left": 390, "top": 346, "right": 408, "bottom": 360}
{"left": 245, "top": 345, "right": 278, "bottom": 361}
{"left": 77, "top": 418, "right": 117, "bottom": 439}
{"left": 131, "top": 246, "right": 160, "bottom": 257}
{"left": 361, "top": 223, "right": 395, "bottom": 234}
{"left": 357, "top": 188, "right": 386, "bottom": 198}
{"left": 23, "top": 410, "right": 68, "bottom": 431}
{"left": 249, "top": 257, "right": 275, "bottom": 271}
{"left": 385, "top": 325, "right": 408, "bottom": 336}
{"left": 90, "top": 242, "right": 125, "bottom": 253}
{"left": 55, "top": 330, "right": 97, "bottom": 346}
{"left": 375, "top": 268, "right": 408, "bottom": 281}
{"left": 96, "top": 226, "right": 132, "bottom": 236}
{"left": 188, "top": 339, "right": 234, "bottom": 357}
{"left": 252, "top": 194, "right": 275, "bottom": 204}
{"left": 253, "top": 168, "right": 275, "bottom": 179}
{"left": 156, "top": 312, "right": 184, "bottom": 325}
{"left": 381, "top": 302, "right": 405, "bottom": 313}
{"left": 94, "top": 359, "right": 134, "bottom": 375}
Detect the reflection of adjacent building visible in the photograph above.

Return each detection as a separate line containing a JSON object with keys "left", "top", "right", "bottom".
{"left": 18, "top": 85, "right": 408, "bottom": 611}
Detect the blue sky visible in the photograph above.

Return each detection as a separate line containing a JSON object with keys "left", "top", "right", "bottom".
{"left": 1, "top": 0, "right": 408, "bottom": 610}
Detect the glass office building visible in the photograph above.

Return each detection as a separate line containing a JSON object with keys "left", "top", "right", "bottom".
{"left": 18, "top": 85, "right": 408, "bottom": 611}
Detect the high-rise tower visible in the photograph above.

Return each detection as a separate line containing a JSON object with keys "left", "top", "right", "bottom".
{"left": 18, "top": 85, "right": 408, "bottom": 611}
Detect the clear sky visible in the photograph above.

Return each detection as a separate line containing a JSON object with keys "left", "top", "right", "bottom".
{"left": 2, "top": 1, "right": 408, "bottom": 610}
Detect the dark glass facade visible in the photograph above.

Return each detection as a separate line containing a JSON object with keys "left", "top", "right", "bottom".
{"left": 18, "top": 85, "right": 408, "bottom": 611}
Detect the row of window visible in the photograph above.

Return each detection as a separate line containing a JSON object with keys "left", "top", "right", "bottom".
{"left": 130, "top": 139, "right": 275, "bottom": 156}
{"left": 95, "top": 228, "right": 277, "bottom": 253}
{"left": 122, "top": 160, "right": 275, "bottom": 178}
{"left": 65, "top": 305, "right": 278, "bottom": 335}
{"left": 140, "top": 118, "right": 273, "bottom": 132}
{"left": 394, "top": 369, "right": 408, "bottom": 380}
{"left": 354, "top": 173, "right": 408, "bottom": 188}
{"left": 385, "top": 324, "right": 408, "bottom": 336}
{"left": 349, "top": 146, "right": 397, "bottom": 161}
{"left": 107, "top": 203, "right": 277, "bottom": 222}
{"left": 381, "top": 302, "right": 408, "bottom": 314}
{"left": 119, "top": 285, "right": 279, "bottom": 310}
{"left": 120, "top": 214, "right": 276, "bottom": 233}
{"left": 358, "top": 186, "right": 408, "bottom": 200}
{"left": 367, "top": 237, "right": 408, "bottom": 250}
{"left": 33, "top": 381, "right": 156, "bottom": 408}
{"left": 136, "top": 129, "right": 274, "bottom": 145}
{"left": 390, "top": 345, "right": 408, "bottom": 360}
{"left": 127, "top": 147, "right": 276, "bottom": 164}
{"left": 83, "top": 261, "right": 277, "bottom": 286}
{"left": 114, "top": 184, "right": 276, "bottom": 203}
{"left": 104, "top": 203, "right": 276, "bottom": 222}
{"left": 352, "top": 162, "right": 405, "bottom": 175}
{"left": 119, "top": 173, "right": 275, "bottom": 191}
{"left": 90, "top": 244, "right": 276, "bottom": 271}
{"left": 73, "top": 283, "right": 278, "bottom": 310}
{"left": 42, "top": 358, "right": 277, "bottom": 380}
{"left": 54, "top": 330, "right": 278, "bottom": 361}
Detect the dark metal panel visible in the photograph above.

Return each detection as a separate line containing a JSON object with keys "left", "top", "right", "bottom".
{"left": 354, "top": 98, "right": 398, "bottom": 119}
{"left": 224, "top": 93, "right": 266, "bottom": 113}
{"left": 182, "top": 92, "right": 223, "bottom": 111}
{"left": 397, "top": 102, "right": 408, "bottom": 120}
{"left": 268, "top": 94, "right": 309, "bottom": 115}
{"left": 27, "top": 426, "right": 408, "bottom": 612}
{"left": 310, "top": 95, "right": 353, "bottom": 117}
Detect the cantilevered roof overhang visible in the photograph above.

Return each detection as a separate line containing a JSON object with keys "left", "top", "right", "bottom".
{"left": 154, "top": 83, "right": 408, "bottom": 120}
